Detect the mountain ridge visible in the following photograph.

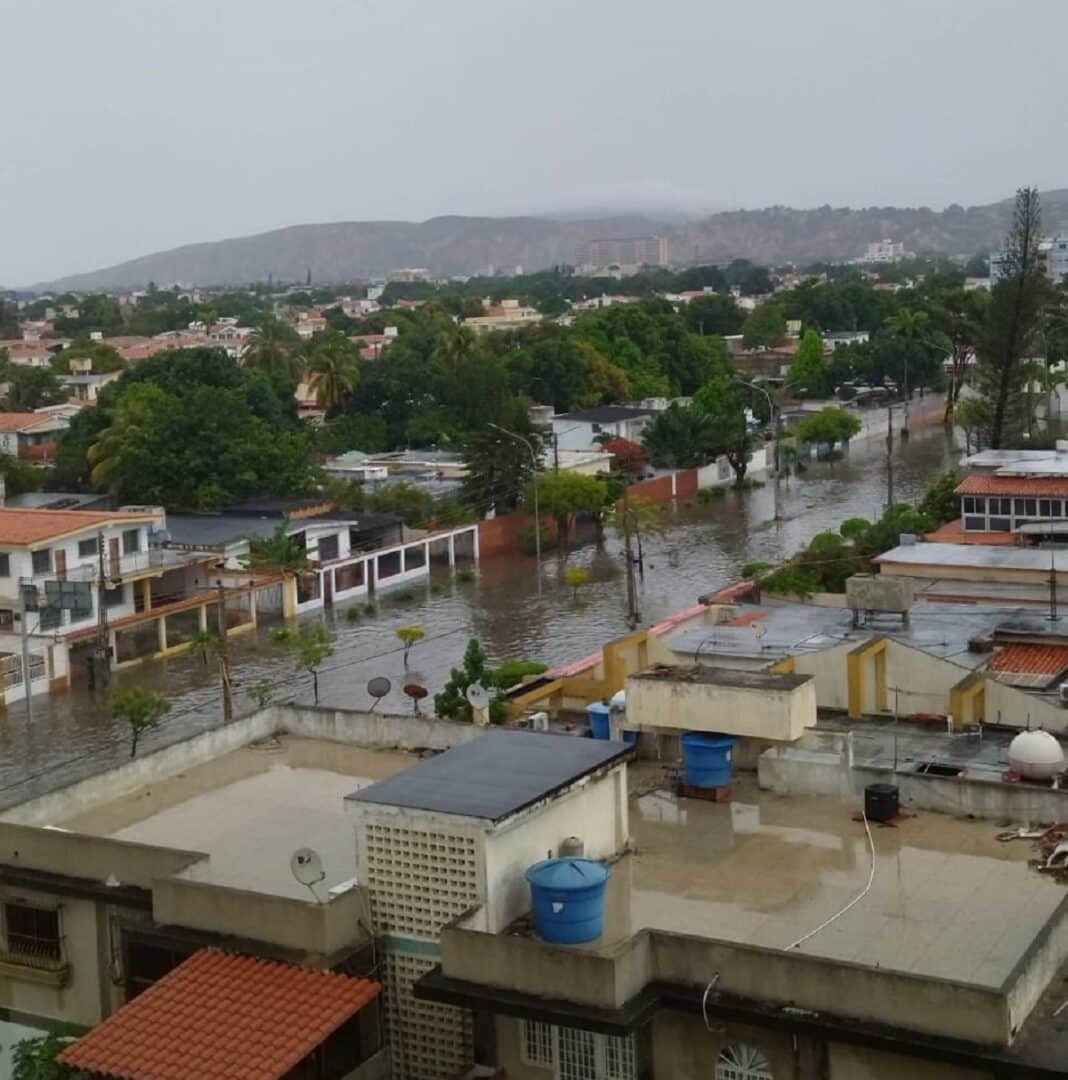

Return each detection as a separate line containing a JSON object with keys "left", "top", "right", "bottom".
{"left": 31, "top": 190, "right": 1068, "bottom": 292}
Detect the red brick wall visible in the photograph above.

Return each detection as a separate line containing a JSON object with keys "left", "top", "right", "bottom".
{"left": 477, "top": 510, "right": 531, "bottom": 557}
{"left": 628, "top": 474, "right": 674, "bottom": 503}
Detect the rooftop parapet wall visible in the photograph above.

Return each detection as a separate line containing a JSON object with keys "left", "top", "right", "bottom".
{"left": 439, "top": 919, "right": 1013, "bottom": 1047}
{"left": 0, "top": 821, "right": 204, "bottom": 890}
{"left": 625, "top": 664, "right": 816, "bottom": 741}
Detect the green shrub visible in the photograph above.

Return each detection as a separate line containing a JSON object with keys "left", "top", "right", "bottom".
{"left": 741, "top": 560, "right": 773, "bottom": 579}
{"left": 839, "top": 517, "right": 871, "bottom": 540}
{"left": 761, "top": 566, "right": 822, "bottom": 597}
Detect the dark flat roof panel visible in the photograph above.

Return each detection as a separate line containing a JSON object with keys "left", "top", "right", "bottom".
{"left": 347, "top": 730, "right": 631, "bottom": 822}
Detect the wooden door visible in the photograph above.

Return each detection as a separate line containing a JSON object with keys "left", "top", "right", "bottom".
{"left": 108, "top": 537, "right": 120, "bottom": 577}
{"left": 55, "top": 550, "right": 67, "bottom": 580}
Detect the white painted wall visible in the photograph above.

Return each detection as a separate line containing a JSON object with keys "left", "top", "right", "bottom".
{"left": 482, "top": 766, "right": 628, "bottom": 934}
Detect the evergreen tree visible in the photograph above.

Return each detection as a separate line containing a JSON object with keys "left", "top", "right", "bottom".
{"left": 976, "top": 187, "right": 1049, "bottom": 448}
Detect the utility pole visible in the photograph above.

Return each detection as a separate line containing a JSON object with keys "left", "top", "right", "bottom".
{"left": 488, "top": 423, "right": 541, "bottom": 595}
{"left": 19, "top": 585, "right": 33, "bottom": 724}
{"left": 885, "top": 404, "right": 895, "bottom": 509}
{"left": 901, "top": 359, "right": 910, "bottom": 439}
{"left": 622, "top": 493, "right": 639, "bottom": 629}
{"left": 92, "top": 530, "right": 111, "bottom": 692}
{"left": 1049, "top": 546, "right": 1058, "bottom": 623}
{"left": 216, "top": 582, "right": 233, "bottom": 722}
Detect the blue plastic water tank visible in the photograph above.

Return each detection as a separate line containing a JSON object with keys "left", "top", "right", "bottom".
{"left": 681, "top": 732, "right": 738, "bottom": 788}
{"left": 586, "top": 701, "right": 611, "bottom": 740}
{"left": 620, "top": 728, "right": 640, "bottom": 746}
{"left": 526, "top": 858, "right": 611, "bottom": 944}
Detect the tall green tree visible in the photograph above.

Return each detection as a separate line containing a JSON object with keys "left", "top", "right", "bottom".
{"left": 529, "top": 471, "right": 609, "bottom": 551}
{"left": 461, "top": 422, "right": 541, "bottom": 516}
{"left": 692, "top": 375, "right": 752, "bottom": 487}
{"left": 976, "top": 187, "right": 1049, "bottom": 448}
{"left": 785, "top": 329, "right": 829, "bottom": 396}
{"left": 640, "top": 403, "right": 720, "bottom": 468}
{"left": 741, "top": 304, "right": 787, "bottom": 349}
{"left": 2, "top": 366, "right": 68, "bottom": 410}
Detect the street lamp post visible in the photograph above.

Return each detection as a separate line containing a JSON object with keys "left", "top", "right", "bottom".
{"left": 488, "top": 423, "right": 542, "bottom": 594}
{"left": 734, "top": 377, "right": 782, "bottom": 525}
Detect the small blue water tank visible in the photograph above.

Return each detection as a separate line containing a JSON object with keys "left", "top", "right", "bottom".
{"left": 526, "top": 858, "right": 611, "bottom": 944}
{"left": 681, "top": 732, "right": 738, "bottom": 788}
{"left": 586, "top": 701, "right": 611, "bottom": 740}
{"left": 620, "top": 728, "right": 640, "bottom": 746}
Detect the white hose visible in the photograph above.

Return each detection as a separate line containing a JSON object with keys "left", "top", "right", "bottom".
{"left": 784, "top": 803, "right": 876, "bottom": 951}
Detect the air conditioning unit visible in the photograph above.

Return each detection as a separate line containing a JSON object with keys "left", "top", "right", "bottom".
{"left": 1058, "top": 682, "right": 1068, "bottom": 705}
{"left": 528, "top": 711, "right": 550, "bottom": 733}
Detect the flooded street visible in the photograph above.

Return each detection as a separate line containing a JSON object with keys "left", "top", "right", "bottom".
{"left": 0, "top": 419, "right": 959, "bottom": 807}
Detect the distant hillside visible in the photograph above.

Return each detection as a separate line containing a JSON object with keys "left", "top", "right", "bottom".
{"left": 33, "top": 190, "right": 1068, "bottom": 292}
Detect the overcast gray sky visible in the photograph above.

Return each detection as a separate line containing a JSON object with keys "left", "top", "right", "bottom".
{"left": 3, "top": 0, "right": 1067, "bottom": 285}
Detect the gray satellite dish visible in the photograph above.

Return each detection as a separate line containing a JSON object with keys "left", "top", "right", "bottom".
{"left": 367, "top": 676, "right": 391, "bottom": 711}
{"left": 290, "top": 847, "right": 326, "bottom": 896}
{"left": 466, "top": 682, "right": 490, "bottom": 710}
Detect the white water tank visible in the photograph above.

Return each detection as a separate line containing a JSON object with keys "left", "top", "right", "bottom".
{"left": 1008, "top": 730, "right": 1066, "bottom": 780}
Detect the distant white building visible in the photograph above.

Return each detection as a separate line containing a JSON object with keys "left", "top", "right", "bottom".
{"left": 551, "top": 405, "right": 656, "bottom": 452}
{"left": 863, "top": 239, "right": 907, "bottom": 263}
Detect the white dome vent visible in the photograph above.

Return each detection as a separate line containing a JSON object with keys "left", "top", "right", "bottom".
{"left": 1008, "top": 730, "right": 1066, "bottom": 780}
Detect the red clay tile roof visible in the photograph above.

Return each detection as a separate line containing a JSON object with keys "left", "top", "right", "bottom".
{"left": 0, "top": 412, "right": 48, "bottom": 432}
{"left": 988, "top": 643, "right": 1068, "bottom": 678}
{"left": 726, "top": 609, "right": 770, "bottom": 627}
{"left": 924, "top": 518, "right": 1018, "bottom": 546}
{"left": 58, "top": 949, "right": 380, "bottom": 1080}
{"left": 0, "top": 508, "right": 158, "bottom": 546}
{"left": 955, "top": 474, "right": 1068, "bottom": 496}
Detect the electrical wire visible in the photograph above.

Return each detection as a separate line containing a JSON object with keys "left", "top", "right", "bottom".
{"left": 784, "top": 801, "right": 876, "bottom": 952}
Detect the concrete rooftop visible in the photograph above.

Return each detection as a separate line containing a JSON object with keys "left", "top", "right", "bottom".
{"left": 580, "top": 769, "right": 1067, "bottom": 989}
{"left": 668, "top": 600, "right": 1060, "bottom": 670}
{"left": 58, "top": 737, "right": 413, "bottom": 900}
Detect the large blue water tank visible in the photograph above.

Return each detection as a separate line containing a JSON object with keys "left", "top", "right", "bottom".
{"left": 681, "top": 732, "right": 738, "bottom": 788}
{"left": 586, "top": 701, "right": 611, "bottom": 740}
{"left": 526, "top": 858, "right": 611, "bottom": 944}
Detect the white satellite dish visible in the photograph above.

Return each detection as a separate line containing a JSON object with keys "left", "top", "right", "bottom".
{"left": 466, "top": 682, "right": 490, "bottom": 710}
{"left": 290, "top": 847, "right": 326, "bottom": 890}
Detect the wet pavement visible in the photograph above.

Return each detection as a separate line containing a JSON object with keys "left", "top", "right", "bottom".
{"left": 0, "top": 419, "right": 960, "bottom": 808}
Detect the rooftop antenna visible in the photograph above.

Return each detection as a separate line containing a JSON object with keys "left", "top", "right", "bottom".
{"left": 290, "top": 847, "right": 326, "bottom": 904}
{"left": 367, "top": 676, "right": 391, "bottom": 712}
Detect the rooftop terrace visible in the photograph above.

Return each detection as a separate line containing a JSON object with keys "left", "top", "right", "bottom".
{"left": 59, "top": 736, "right": 413, "bottom": 900}
{"left": 554, "top": 768, "right": 1067, "bottom": 990}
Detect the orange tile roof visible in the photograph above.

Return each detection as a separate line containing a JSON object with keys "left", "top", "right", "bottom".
{"left": 988, "top": 643, "right": 1068, "bottom": 678}
{"left": 726, "top": 609, "right": 770, "bottom": 627}
{"left": 58, "top": 949, "right": 380, "bottom": 1080}
{"left": 0, "top": 508, "right": 157, "bottom": 546}
{"left": 0, "top": 412, "right": 48, "bottom": 432}
{"left": 956, "top": 474, "right": 1068, "bottom": 496}
{"left": 924, "top": 518, "right": 1018, "bottom": 546}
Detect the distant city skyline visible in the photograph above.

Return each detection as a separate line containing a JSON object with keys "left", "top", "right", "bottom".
{"left": 3, "top": 0, "right": 1068, "bottom": 283}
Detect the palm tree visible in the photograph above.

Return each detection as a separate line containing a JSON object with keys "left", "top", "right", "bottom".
{"left": 244, "top": 318, "right": 301, "bottom": 379}
{"left": 305, "top": 334, "right": 360, "bottom": 417}
{"left": 432, "top": 325, "right": 477, "bottom": 375}
{"left": 884, "top": 308, "right": 931, "bottom": 431}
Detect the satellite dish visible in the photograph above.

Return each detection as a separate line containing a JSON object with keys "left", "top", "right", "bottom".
{"left": 403, "top": 683, "right": 428, "bottom": 715}
{"left": 290, "top": 847, "right": 325, "bottom": 889}
{"left": 466, "top": 682, "right": 490, "bottom": 710}
{"left": 367, "top": 676, "right": 391, "bottom": 711}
